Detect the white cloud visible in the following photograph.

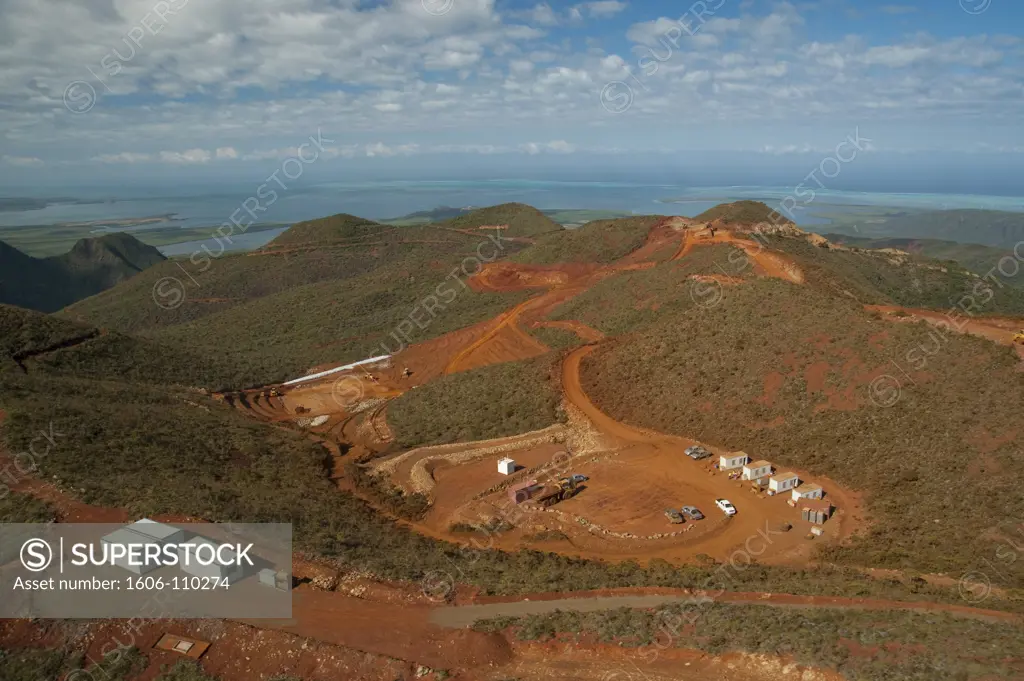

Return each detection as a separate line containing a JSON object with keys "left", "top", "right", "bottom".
{"left": 0, "top": 0, "right": 1019, "bottom": 168}
{"left": 580, "top": 1, "right": 627, "bottom": 17}
{"left": 1, "top": 155, "right": 43, "bottom": 166}
{"left": 92, "top": 152, "right": 153, "bottom": 164}
{"left": 364, "top": 142, "right": 420, "bottom": 157}
{"left": 520, "top": 140, "right": 576, "bottom": 154}
{"left": 159, "top": 149, "right": 213, "bottom": 164}
{"left": 527, "top": 3, "right": 560, "bottom": 26}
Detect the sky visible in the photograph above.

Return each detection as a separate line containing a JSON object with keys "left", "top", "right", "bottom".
{"left": 1, "top": 0, "right": 1023, "bottom": 188}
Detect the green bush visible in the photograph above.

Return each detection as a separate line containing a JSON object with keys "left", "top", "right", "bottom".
{"left": 0, "top": 490, "right": 56, "bottom": 523}
{"left": 388, "top": 357, "right": 565, "bottom": 447}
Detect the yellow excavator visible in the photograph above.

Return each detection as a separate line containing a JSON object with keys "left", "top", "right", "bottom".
{"left": 1014, "top": 330, "right": 1024, "bottom": 345}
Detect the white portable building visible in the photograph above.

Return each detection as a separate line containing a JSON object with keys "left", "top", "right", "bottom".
{"left": 791, "top": 483, "right": 823, "bottom": 501}
{"left": 178, "top": 536, "right": 247, "bottom": 583}
{"left": 769, "top": 472, "right": 800, "bottom": 493}
{"left": 719, "top": 452, "right": 749, "bottom": 470}
{"left": 741, "top": 460, "right": 772, "bottom": 481}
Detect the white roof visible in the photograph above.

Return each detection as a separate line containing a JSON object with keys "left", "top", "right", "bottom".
{"left": 101, "top": 528, "right": 152, "bottom": 546}
{"left": 126, "top": 519, "right": 182, "bottom": 541}
{"left": 179, "top": 535, "right": 224, "bottom": 549}
{"left": 772, "top": 472, "right": 799, "bottom": 481}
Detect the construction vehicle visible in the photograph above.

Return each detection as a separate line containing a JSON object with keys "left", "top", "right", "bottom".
{"left": 403, "top": 367, "right": 413, "bottom": 377}
{"left": 664, "top": 508, "right": 684, "bottom": 524}
{"left": 269, "top": 388, "right": 281, "bottom": 397}
{"left": 535, "top": 477, "right": 580, "bottom": 507}
{"left": 1014, "top": 330, "right": 1024, "bottom": 345}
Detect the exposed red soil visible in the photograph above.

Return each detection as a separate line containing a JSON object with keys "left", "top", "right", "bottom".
{"left": 12, "top": 219, "right": 1019, "bottom": 680}
{"left": 0, "top": 617, "right": 417, "bottom": 681}
{"left": 672, "top": 227, "right": 804, "bottom": 284}
{"left": 0, "top": 450, "right": 129, "bottom": 522}
{"left": 248, "top": 587, "right": 514, "bottom": 671}
{"left": 483, "top": 641, "right": 848, "bottom": 681}
{"left": 469, "top": 261, "right": 597, "bottom": 292}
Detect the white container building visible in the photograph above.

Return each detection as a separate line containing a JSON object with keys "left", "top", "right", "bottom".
{"left": 719, "top": 452, "right": 749, "bottom": 470}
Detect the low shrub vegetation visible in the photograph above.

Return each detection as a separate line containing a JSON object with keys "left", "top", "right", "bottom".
{"left": 527, "top": 326, "right": 584, "bottom": 350}
{"left": 581, "top": 277, "right": 1024, "bottom": 585}
{"left": 549, "top": 245, "right": 748, "bottom": 335}
{"left": 769, "top": 235, "right": 1024, "bottom": 315}
{"left": 511, "top": 216, "right": 662, "bottom": 265}
{"left": 388, "top": 357, "right": 565, "bottom": 448}
{"left": 475, "top": 604, "right": 1023, "bottom": 681}
{"left": 0, "top": 490, "right": 56, "bottom": 522}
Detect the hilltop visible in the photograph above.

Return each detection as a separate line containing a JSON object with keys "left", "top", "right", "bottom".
{"left": 0, "top": 232, "right": 164, "bottom": 312}
{"left": 265, "top": 213, "right": 385, "bottom": 248}
{"left": 694, "top": 199, "right": 794, "bottom": 226}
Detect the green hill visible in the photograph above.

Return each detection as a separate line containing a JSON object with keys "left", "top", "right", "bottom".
{"left": 824, "top": 233, "right": 1023, "bottom": 287}
{"left": 828, "top": 209, "right": 1024, "bottom": 249}
{"left": 0, "top": 233, "right": 164, "bottom": 312}
{"left": 767, "top": 235, "right": 1024, "bottom": 314}
{"left": 511, "top": 216, "right": 664, "bottom": 265}
{"left": 439, "top": 202, "right": 562, "bottom": 237}
{"left": 62, "top": 207, "right": 546, "bottom": 386}
{"left": 694, "top": 200, "right": 793, "bottom": 225}
{"left": 265, "top": 213, "right": 386, "bottom": 248}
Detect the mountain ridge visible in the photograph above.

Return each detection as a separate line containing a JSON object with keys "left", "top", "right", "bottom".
{"left": 0, "top": 232, "right": 165, "bottom": 312}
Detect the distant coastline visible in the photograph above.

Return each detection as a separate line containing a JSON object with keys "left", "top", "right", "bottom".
{"left": 57, "top": 213, "right": 179, "bottom": 229}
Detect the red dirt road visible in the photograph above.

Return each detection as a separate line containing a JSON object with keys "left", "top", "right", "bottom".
{"left": 247, "top": 587, "right": 514, "bottom": 670}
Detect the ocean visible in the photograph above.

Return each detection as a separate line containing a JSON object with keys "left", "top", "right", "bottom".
{"left": 3, "top": 179, "right": 1023, "bottom": 256}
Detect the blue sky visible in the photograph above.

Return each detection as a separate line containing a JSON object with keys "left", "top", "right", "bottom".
{"left": 1, "top": 0, "right": 1022, "bottom": 187}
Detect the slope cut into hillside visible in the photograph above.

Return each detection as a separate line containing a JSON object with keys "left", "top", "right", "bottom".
{"left": 0, "top": 233, "right": 165, "bottom": 312}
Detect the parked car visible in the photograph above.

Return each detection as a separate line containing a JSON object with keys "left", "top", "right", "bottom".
{"left": 684, "top": 445, "right": 711, "bottom": 460}
{"left": 569, "top": 474, "right": 588, "bottom": 484}
{"left": 664, "top": 508, "right": 685, "bottom": 524}
{"left": 715, "top": 498, "right": 737, "bottom": 516}
{"left": 681, "top": 505, "right": 704, "bottom": 520}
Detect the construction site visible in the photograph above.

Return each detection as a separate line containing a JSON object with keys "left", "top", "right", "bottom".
{"left": 6, "top": 209, "right": 1024, "bottom": 681}
{"left": 218, "top": 218, "right": 868, "bottom": 567}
